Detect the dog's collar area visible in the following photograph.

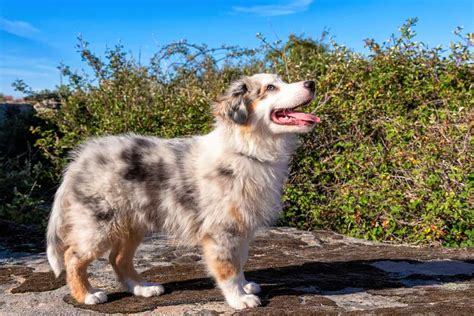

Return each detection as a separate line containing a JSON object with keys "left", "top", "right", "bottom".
{"left": 237, "top": 152, "right": 269, "bottom": 163}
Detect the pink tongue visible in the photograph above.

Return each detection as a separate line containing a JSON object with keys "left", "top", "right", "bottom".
{"left": 286, "top": 111, "right": 320, "bottom": 123}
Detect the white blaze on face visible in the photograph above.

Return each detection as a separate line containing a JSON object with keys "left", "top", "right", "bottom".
{"left": 250, "top": 74, "right": 320, "bottom": 134}
{"left": 272, "top": 81, "right": 313, "bottom": 110}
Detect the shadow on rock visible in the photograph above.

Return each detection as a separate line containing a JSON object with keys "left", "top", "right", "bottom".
{"left": 245, "top": 259, "right": 474, "bottom": 303}
{"left": 60, "top": 258, "right": 473, "bottom": 314}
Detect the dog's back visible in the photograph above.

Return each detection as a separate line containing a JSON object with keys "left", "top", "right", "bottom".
{"left": 47, "top": 130, "right": 288, "bottom": 257}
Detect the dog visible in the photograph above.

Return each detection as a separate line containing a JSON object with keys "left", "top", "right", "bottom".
{"left": 46, "top": 73, "right": 320, "bottom": 309}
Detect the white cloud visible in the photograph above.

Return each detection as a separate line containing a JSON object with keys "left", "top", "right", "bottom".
{"left": 0, "top": 54, "right": 55, "bottom": 69}
{"left": 0, "top": 67, "right": 56, "bottom": 78}
{"left": 0, "top": 54, "right": 58, "bottom": 85}
{"left": 232, "top": 0, "right": 313, "bottom": 17}
{"left": 0, "top": 17, "right": 40, "bottom": 38}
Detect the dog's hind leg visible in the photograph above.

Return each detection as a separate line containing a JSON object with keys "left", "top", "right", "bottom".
{"left": 202, "top": 234, "right": 261, "bottom": 310}
{"left": 109, "top": 231, "right": 164, "bottom": 297}
{"left": 64, "top": 247, "right": 108, "bottom": 305}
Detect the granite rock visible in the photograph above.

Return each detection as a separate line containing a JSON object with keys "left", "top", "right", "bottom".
{"left": 0, "top": 227, "right": 473, "bottom": 315}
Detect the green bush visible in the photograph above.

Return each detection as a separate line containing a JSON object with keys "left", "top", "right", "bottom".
{"left": 6, "top": 19, "right": 473, "bottom": 246}
{"left": 278, "top": 20, "right": 473, "bottom": 247}
{"left": 0, "top": 107, "right": 53, "bottom": 226}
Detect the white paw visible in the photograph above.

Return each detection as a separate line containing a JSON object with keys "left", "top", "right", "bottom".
{"left": 84, "top": 289, "right": 108, "bottom": 305}
{"left": 227, "top": 294, "right": 261, "bottom": 310}
{"left": 243, "top": 281, "right": 261, "bottom": 294}
{"left": 126, "top": 280, "right": 165, "bottom": 297}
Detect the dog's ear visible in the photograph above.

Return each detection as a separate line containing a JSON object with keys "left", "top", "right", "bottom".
{"left": 228, "top": 80, "right": 249, "bottom": 124}
{"left": 213, "top": 79, "right": 249, "bottom": 125}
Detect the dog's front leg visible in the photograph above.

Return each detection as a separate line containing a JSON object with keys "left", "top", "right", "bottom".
{"left": 238, "top": 238, "right": 261, "bottom": 294}
{"left": 201, "top": 234, "right": 261, "bottom": 309}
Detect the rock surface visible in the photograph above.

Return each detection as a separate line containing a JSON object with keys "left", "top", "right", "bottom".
{"left": 0, "top": 227, "right": 473, "bottom": 315}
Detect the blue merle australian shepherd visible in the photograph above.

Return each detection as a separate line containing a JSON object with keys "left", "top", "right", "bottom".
{"left": 46, "top": 73, "right": 320, "bottom": 309}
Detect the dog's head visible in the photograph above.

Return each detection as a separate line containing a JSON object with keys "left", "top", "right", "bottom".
{"left": 213, "top": 73, "right": 320, "bottom": 134}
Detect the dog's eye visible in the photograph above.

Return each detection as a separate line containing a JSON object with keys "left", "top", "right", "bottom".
{"left": 266, "top": 84, "right": 276, "bottom": 91}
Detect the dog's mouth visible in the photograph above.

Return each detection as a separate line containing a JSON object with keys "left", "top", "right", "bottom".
{"left": 270, "top": 99, "right": 320, "bottom": 126}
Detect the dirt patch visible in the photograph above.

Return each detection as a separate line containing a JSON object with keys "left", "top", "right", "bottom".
{"left": 11, "top": 271, "right": 66, "bottom": 293}
{"left": 0, "top": 266, "right": 33, "bottom": 284}
{"left": 0, "top": 266, "right": 66, "bottom": 293}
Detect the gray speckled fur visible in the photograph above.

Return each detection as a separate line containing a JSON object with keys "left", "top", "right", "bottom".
{"left": 46, "top": 73, "right": 317, "bottom": 309}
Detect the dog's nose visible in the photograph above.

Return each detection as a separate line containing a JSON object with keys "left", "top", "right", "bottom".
{"left": 304, "top": 80, "right": 315, "bottom": 92}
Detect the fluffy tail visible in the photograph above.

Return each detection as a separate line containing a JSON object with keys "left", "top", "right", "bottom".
{"left": 46, "top": 182, "right": 67, "bottom": 277}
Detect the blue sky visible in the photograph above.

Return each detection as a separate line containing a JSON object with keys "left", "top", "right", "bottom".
{"left": 1, "top": 0, "right": 473, "bottom": 97}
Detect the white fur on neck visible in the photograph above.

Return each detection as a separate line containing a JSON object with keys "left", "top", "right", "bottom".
{"left": 213, "top": 123, "right": 298, "bottom": 163}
